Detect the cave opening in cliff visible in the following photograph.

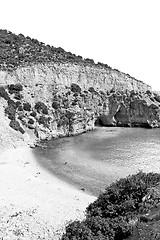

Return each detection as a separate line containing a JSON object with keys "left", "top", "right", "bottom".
{"left": 95, "top": 115, "right": 109, "bottom": 127}
{"left": 95, "top": 118, "right": 103, "bottom": 126}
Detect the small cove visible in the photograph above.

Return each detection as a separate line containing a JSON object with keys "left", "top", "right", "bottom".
{"left": 33, "top": 127, "right": 160, "bottom": 196}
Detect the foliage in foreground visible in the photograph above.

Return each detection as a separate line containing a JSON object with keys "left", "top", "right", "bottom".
{"left": 62, "top": 172, "right": 160, "bottom": 240}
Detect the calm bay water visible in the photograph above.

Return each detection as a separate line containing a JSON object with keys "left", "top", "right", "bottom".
{"left": 33, "top": 127, "right": 160, "bottom": 196}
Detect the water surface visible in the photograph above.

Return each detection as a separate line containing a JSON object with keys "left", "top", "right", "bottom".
{"left": 33, "top": 127, "right": 160, "bottom": 196}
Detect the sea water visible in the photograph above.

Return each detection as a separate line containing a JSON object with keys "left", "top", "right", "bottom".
{"left": 33, "top": 127, "right": 160, "bottom": 196}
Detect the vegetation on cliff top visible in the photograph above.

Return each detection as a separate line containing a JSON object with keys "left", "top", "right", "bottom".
{"left": 0, "top": 29, "right": 113, "bottom": 72}
{"left": 62, "top": 171, "right": 160, "bottom": 240}
{"left": 0, "top": 29, "right": 141, "bottom": 84}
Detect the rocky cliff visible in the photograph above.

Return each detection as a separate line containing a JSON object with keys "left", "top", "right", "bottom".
{"left": 0, "top": 30, "right": 160, "bottom": 144}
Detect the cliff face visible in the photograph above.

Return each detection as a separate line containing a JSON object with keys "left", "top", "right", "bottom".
{"left": 0, "top": 62, "right": 151, "bottom": 91}
{"left": 0, "top": 30, "right": 160, "bottom": 144}
{"left": 0, "top": 62, "right": 159, "bottom": 144}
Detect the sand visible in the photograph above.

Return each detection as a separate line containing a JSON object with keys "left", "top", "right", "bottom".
{"left": 0, "top": 146, "right": 96, "bottom": 239}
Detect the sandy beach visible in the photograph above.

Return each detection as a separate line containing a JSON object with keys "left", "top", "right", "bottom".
{"left": 0, "top": 145, "right": 96, "bottom": 239}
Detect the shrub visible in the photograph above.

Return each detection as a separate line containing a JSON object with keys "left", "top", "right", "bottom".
{"left": 15, "top": 101, "right": 21, "bottom": 108}
{"left": 7, "top": 99, "right": 16, "bottom": 108}
{"left": 5, "top": 104, "right": 16, "bottom": 120}
{"left": 18, "top": 105, "right": 23, "bottom": 111}
{"left": 57, "top": 117, "right": 69, "bottom": 127}
{"left": 88, "top": 87, "right": 95, "bottom": 93}
{"left": 9, "top": 120, "right": 25, "bottom": 134}
{"left": 0, "top": 86, "right": 10, "bottom": 100}
{"left": 146, "top": 90, "right": 152, "bottom": 96}
{"left": 35, "top": 101, "right": 48, "bottom": 114}
{"left": 154, "top": 93, "right": 160, "bottom": 103}
{"left": 52, "top": 101, "right": 60, "bottom": 109}
{"left": 84, "top": 58, "right": 95, "bottom": 64}
{"left": 8, "top": 83, "right": 23, "bottom": 94}
{"left": 14, "top": 92, "right": 23, "bottom": 100}
{"left": 62, "top": 172, "right": 160, "bottom": 240}
{"left": 38, "top": 116, "right": 48, "bottom": 127}
{"left": 18, "top": 114, "right": 23, "bottom": 121}
{"left": 42, "top": 107, "right": 48, "bottom": 115}
{"left": 23, "top": 102, "right": 31, "bottom": 111}
{"left": 71, "top": 83, "right": 81, "bottom": 93}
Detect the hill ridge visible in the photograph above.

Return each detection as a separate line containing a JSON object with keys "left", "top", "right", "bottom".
{"left": 0, "top": 29, "right": 148, "bottom": 86}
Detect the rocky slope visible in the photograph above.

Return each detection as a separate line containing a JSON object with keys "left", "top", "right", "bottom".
{"left": 0, "top": 30, "right": 160, "bottom": 144}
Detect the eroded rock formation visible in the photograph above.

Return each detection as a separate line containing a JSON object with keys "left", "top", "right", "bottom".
{"left": 0, "top": 30, "right": 160, "bottom": 143}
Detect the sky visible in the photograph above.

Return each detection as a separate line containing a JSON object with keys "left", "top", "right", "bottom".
{"left": 0, "top": 0, "right": 160, "bottom": 90}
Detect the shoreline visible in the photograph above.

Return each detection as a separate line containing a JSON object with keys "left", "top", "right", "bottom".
{"left": 0, "top": 145, "right": 96, "bottom": 239}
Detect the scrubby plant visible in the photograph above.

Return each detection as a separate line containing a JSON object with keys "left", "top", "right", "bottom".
{"left": 23, "top": 102, "right": 31, "bottom": 111}
{"left": 62, "top": 172, "right": 160, "bottom": 240}
{"left": 0, "top": 86, "right": 10, "bottom": 100}
{"left": 42, "top": 107, "right": 48, "bottom": 115}
{"left": 84, "top": 58, "right": 95, "bottom": 64}
{"left": 71, "top": 83, "right": 81, "bottom": 93}
{"left": 52, "top": 100, "right": 60, "bottom": 109}
{"left": 38, "top": 115, "right": 48, "bottom": 127}
{"left": 8, "top": 83, "right": 23, "bottom": 94}
{"left": 5, "top": 104, "right": 16, "bottom": 120}
{"left": 153, "top": 93, "right": 160, "bottom": 103}
{"left": 38, "top": 115, "right": 46, "bottom": 125}
{"left": 34, "top": 101, "right": 48, "bottom": 114}
{"left": 146, "top": 90, "right": 152, "bottom": 96}
{"left": 14, "top": 92, "right": 23, "bottom": 100}
{"left": 7, "top": 99, "right": 16, "bottom": 108}
{"left": 57, "top": 117, "right": 69, "bottom": 128}
{"left": 15, "top": 101, "right": 21, "bottom": 108}
{"left": 17, "top": 105, "right": 23, "bottom": 111}
{"left": 9, "top": 120, "right": 25, "bottom": 134}
{"left": 88, "top": 87, "right": 95, "bottom": 93}
{"left": 0, "top": 29, "right": 113, "bottom": 71}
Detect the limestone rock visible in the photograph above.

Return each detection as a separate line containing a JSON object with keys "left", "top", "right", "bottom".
{"left": 0, "top": 30, "right": 160, "bottom": 145}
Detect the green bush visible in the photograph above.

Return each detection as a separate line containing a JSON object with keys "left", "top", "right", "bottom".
{"left": 88, "top": 87, "right": 95, "bottom": 93}
{"left": 38, "top": 115, "right": 48, "bottom": 127}
{"left": 62, "top": 172, "right": 160, "bottom": 240}
{"left": 15, "top": 101, "right": 21, "bottom": 108}
{"left": 42, "top": 107, "right": 48, "bottom": 115}
{"left": 5, "top": 104, "right": 16, "bottom": 120}
{"left": 7, "top": 99, "right": 16, "bottom": 108}
{"left": 8, "top": 83, "right": 23, "bottom": 94}
{"left": 18, "top": 105, "right": 23, "bottom": 111}
{"left": 9, "top": 120, "right": 25, "bottom": 134}
{"left": 14, "top": 92, "right": 23, "bottom": 100}
{"left": 0, "top": 86, "right": 10, "bottom": 100}
{"left": 52, "top": 101, "right": 60, "bottom": 109}
{"left": 71, "top": 83, "right": 81, "bottom": 93}
{"left": 35, "top": 101, "right": 48, "bottom": 114}
{"left": 0, "top": 30, "right": 114, "bottom": 72}
{"left": 23, "top": 102, "right": 31, "bottom": 111}
{"left": 57, "top": 117, "right": 69, "bottom": 127}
